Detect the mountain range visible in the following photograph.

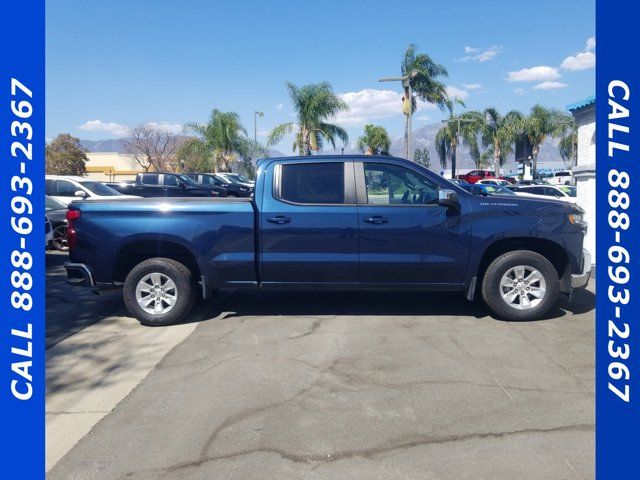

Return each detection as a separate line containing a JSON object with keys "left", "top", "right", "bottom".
{"left": 80, "top": 122, "right": 566, "bottom": 172}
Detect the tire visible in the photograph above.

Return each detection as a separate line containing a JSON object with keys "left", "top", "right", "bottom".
{"left": 481, "top": 250, "right": 559, "bottom": 321}
{"left": 52, "top": 224, "right": 68, "bottom": 251}
{"left": 123, "top": 257, "right": 196, "bottom": 326}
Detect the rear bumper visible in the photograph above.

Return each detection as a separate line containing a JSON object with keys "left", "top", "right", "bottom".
{"left": 64, "top": 262, "right": 95, "bottom": 287}
{"left": 571, "top": 249, "right": 592, "bottom": 289}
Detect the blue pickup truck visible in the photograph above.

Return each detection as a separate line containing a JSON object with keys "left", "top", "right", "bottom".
{"left": 65, "top": 155, "right": 591, "bottom": 325}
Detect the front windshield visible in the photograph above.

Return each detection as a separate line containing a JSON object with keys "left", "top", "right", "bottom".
{"left": 79, "top": 181, "right": 122, "bottom": 196}
{"left": 214, "top": 174, "right": 233, "bottom": 184}
{"left": 46, "top": 196, "right": 67, "bottom": 210}
{"left": 559, "top": 186, "right": 577, "bottom": 197}
{"left": 177, "top": 174, "right": 199, "bottom": 186}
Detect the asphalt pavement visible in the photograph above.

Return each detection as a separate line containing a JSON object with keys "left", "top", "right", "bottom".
{"left": 47, "top": 279, "right": 595, "bottom": 480}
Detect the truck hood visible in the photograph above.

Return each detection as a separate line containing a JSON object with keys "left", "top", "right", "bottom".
{"left": 473, "top": 193, "right": 581, "bottom": 215}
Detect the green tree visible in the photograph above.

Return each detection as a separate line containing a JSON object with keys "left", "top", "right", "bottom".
{"left": 434, "top": 99, "right": 479, "bottom": 177}
{"left": 400, "top": 45, "right": 449, "bottom": 158}
{"left": 188, "top": 109, "right": 258, "bottom": 172}
{"left": 267, "top": 82, "right": 349, "bottom": 155}
{"left": 413, "top": 147, "right": 431, "bottom": 169}
{"left": 520, "top": 105, "right": 569, "bottom": 176}
{"left": 557, "top": 120, "right": 578, "bottom": 169}
{"left": 357, "top": 124, "right": 391, "bottom": 155}
{"left": 45, "top": 134, "right": 88, "bottom": 175}
{"left": 475, "top": 107, "right": 522, "bottom": 176}
{"left": 177, "top": 137, "right": 214, "bottom": 173}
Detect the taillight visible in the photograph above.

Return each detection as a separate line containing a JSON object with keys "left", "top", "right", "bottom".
{"left": 66, "top": 209, "right": 81, "bottom": 249}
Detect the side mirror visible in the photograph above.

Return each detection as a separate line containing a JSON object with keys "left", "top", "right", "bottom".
{"left": 74, "top": 190, "right": 87, "bottom": 198}
{"left": 438, "top": 188, "right": 459, "bottom": 208}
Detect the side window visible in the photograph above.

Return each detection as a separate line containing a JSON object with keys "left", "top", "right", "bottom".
{"left": 363, "top": 163, "right": 438, "bottom": 205}
{"left": 45, "top": 179, "right": 55, "bottom": 195}
{"left": 56, "top": 180, "right": 80, "bottom": 197}
{"left": 279, "top": 162, "right": 345, "bottom": 204}
{"left": 164, "top": 175, "right": 179, "bottom": 186}
{"left": 140, "top": 174, "right": 159, "bottom": 185}
{"left": 530, "top": 187, "right": 545, "bottom": 195}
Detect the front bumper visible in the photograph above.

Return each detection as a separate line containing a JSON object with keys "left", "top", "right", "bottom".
{"left": 64, "top": 262, "right": 95, "bottom": 287}
{"left": 571, "top": 249, "right": 592, "bottom": 289}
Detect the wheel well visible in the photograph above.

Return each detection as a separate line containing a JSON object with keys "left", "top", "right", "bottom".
{"left": 477, "top": 237, "right": 570, "bottom": 281}
{"left": 114, "top": 241, "right": 201, "bottom": 282}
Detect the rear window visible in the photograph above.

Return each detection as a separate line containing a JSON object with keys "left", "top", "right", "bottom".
{"left": 140, "top": 174, "right": 159, "bottom": 185}
{"left": 555, "top": 172, "right": 571, "bottom": 177}
{"left": 279, "top": 163, "right": 344, "bottom": 204}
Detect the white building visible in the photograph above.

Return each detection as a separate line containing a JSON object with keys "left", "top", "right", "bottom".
{"left": 568, "top": 95, "right": 595, "bottom": 263}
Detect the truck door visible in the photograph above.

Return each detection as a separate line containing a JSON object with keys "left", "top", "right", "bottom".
{"left": 259, "top": 160, "right": 359, "bottom": 284}
{"left": 355, "top": 160, "right": 469, "bottom": 286}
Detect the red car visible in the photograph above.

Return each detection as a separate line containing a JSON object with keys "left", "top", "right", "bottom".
{"left": 456, "top": 170, "right": 496, "bottom": 184}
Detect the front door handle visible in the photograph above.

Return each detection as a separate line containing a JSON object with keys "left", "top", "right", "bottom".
{"left": 266, "top": 215, "right": 291, "bottom": 225}
{"left": 363, "top": 216, "right": 389, "bottom": 225}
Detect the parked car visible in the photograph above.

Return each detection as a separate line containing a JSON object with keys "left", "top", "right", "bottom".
{"left": 511, "top": 185, "right": 577, "bottom": 203}
{"left": 45, "top": 175, "right": 139, "bottom": 206}
{"left": 46, "top": 196, "right": 69, "bottom": 251}
{"left": 45, "top": 217, "right": 53, "bottom": 247}
{"left": 107, "top": 172, "right": 227, "bottom": 198}
{"left": 547, "top": 170, "right": 573, "bottom": 186}
{"left": 65, "top": 155, "right": 590, "bottom": 325}
{"left": 456, "top": 170, "right": 496, "bottom": 184}
{"left": 217, "top": 172, "right": 255, "bottom": 187}
{"left": 514, "top": 179, "right": 550, "bottom": 186}
{"left": 185, "top": 173, "right": 253, "bottom": 197}
{"left": 460, "top": 184, "right": 525, "bottom": 197}
{"left": 476, "top": 179, "right": 510, "bottom": 186}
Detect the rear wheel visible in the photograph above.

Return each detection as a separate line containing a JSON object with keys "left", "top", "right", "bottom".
{"left": 481, "top": 250, "right": 559, "bottom": 321}
{"left": 123, "top": 257, "right": 196, "bottom": 326}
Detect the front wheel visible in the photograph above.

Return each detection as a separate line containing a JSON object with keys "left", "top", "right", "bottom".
{"left": 123, "top": 257, "right": 196, "bottom": 326}
{"left": 481, "top": 250, "right": 559, "bottom": 321}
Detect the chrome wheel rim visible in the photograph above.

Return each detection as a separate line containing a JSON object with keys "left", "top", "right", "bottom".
{"left": 499, "top": 265, "right": 546, "bottom": 310}
{"left": 136, "top": 273, "right": 178, "bottom": 315}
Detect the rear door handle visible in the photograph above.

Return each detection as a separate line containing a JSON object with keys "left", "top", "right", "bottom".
{"left": 266, "top": 215, "right": 291, "bottom": 224}
{"left": 363, "top": 216, "right": 389, "bottom": 225}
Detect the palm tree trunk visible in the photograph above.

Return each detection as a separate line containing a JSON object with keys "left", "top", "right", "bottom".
{"left": 451, "top": 145, "right": 457, "bottom": 179}
{"left": 532, "top": 145, "right": 539, "bottom": 178}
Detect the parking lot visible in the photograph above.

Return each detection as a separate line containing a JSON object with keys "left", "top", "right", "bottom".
{"left": 46, "top": 250, "right": 595, "bottom": 480}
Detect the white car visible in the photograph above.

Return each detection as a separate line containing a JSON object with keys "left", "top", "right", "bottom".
{"left": 45, "top": 175, "right": 140, "bottom": 206}
{"left": 45, "top": 217, "right": 53, "bottom": 247}
{"left": 547, "top": 170, "right": 573, "bottom": 186}
{"left": 513, "top": 185, "right": 577, "bottom": 203}
{"left": 476, "top": 179, "right": 510, "bottom": 186}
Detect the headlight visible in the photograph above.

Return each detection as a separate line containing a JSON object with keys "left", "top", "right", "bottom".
{"left": 568, "top": 212, "right": 585, "bottom": 226}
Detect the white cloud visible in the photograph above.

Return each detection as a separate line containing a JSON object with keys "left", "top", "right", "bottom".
{"left": 561, "top": 37, "right": 596, "bottom": 71}
{"left": 275, "top": 103, "right": 283, "bottom": 110}
{"left": 78, "top": 120, "right": 183, "bottom": 137}
{"left": 513, "top": 88, "right": 525, "bottom": 95}
{"left": 78, "top": 120, "right": 129, "bottom": 137}
{"left": 446, "top": 85, "right": 469, "bottom": 101}
{"left": 462, "top": 83, "right": 482, "bottom": 90}
{"left": 507, "top": 65, "right": 560, "bottom": 82}
{"left": 560, "top": 51, "right": 595, "bottom": 71}
{"left": 416, "top": 115, "right": 431, "bottom": 121}
{"left": 533, "top": 81, "right": 569, "bottom": 90}
{"left": 460, "top": 45, "right": 502, "bottom": 62}
{"left": 586, "top": 37, "right": 595, "bottom": 51}
{"left": 257, "top": 128, "right": 270, "bottom": 137}
{"left": 334, "top": 88, "right": 436, "bottom": 126}
{"left": 145, "top": 122, "right": 184, "bottom": 134}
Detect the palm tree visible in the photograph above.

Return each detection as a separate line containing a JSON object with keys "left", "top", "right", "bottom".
{"left": 557, "top": 119, "right": 578, "bottom": 169}
{"left": 188, "top": 109, "right": 258, "bottom": 171}
{"left": 435, "top": 98, "right": 479, "bottom": 178}
{"left": 267, "top": 82, "right": 349, "bottom": 155}
{"left": 520, "top": 105, "right": 568, "bottom": 177}
{"left": 476, "top": 108, "right": 522, "bottom": 177}
{"left": 357, "top": 124, "right": 391, "bottom": 155}
{"left": 400, "top": 45, "right": 449, "bottom": 158}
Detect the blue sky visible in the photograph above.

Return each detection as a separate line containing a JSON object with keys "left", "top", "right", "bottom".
{"left": 46, "top": 0, "right": 595, "bottom": 153}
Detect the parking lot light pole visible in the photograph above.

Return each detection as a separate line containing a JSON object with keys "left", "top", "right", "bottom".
{"left": 379, "top": 70, "right": 418, "bottom": 160}
{"left": 441, "top": 116, "right": 475, "bottom": 178}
